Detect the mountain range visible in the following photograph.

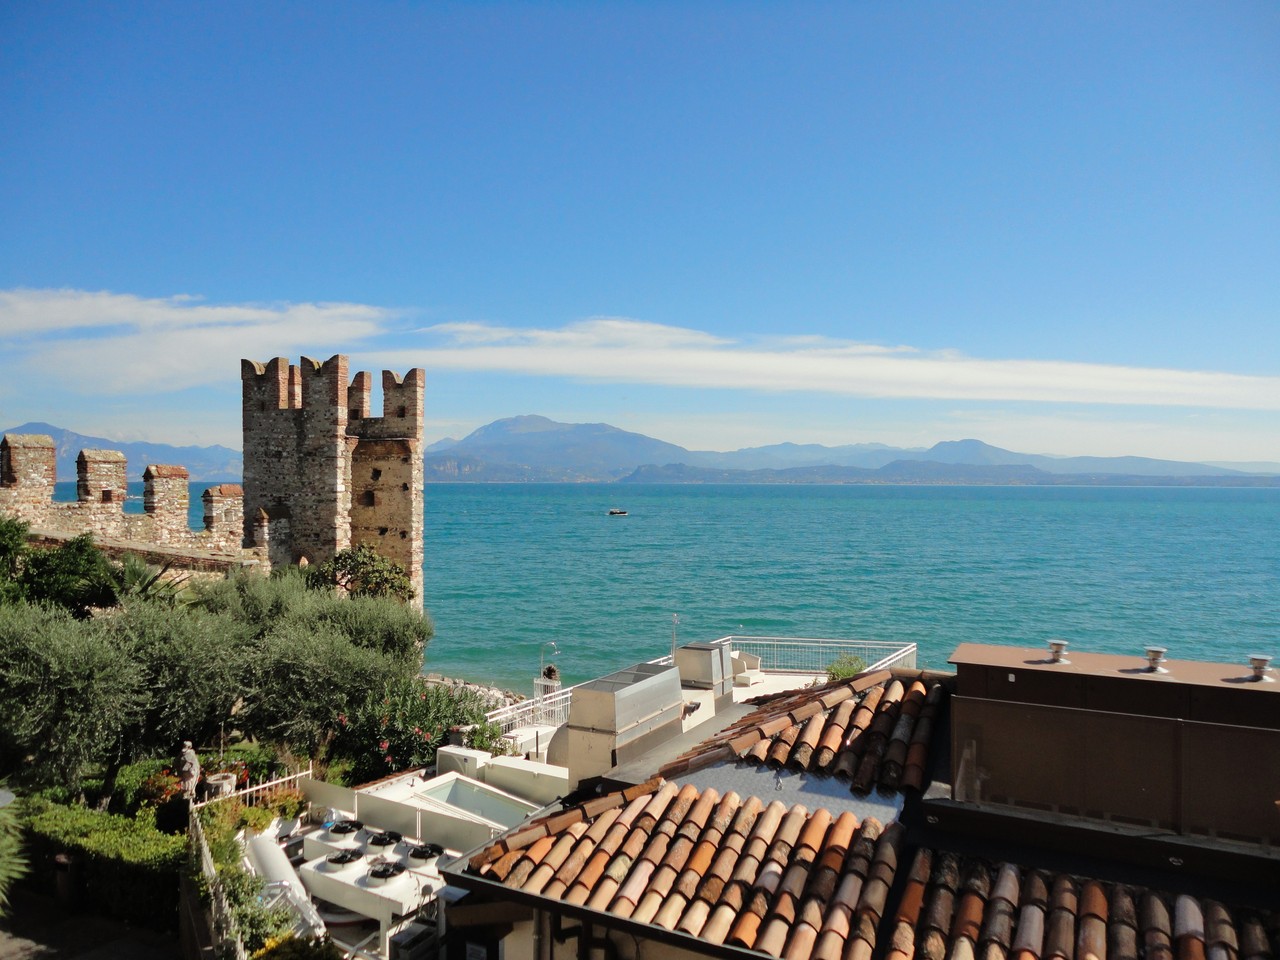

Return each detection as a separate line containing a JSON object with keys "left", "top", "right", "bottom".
{"left": 0, "top": 422, "right": 243, "bottom": 483}
{"left": 423, "top": 415, "right": 1280, "bottom": 484}
{"left": 4, "top": 417, "right": 1276, "bottom": 486}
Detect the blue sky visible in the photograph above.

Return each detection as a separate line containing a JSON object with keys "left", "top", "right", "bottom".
{"left": 1, "top": 2, "right": 1277, "bottom": 462}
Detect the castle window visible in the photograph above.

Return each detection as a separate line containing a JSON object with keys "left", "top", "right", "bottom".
{"left": 400, "top": 531, "right": 407, "bottom": 539}
{"left": 102, "top": 490, "right": 114, "bottom": 503}
{"left": 371, "top": 468, "right": 382, "bottom": 481}
{"left": 401, "top": 483, "right": 409, "bottom": 491}
{"left": 361, "top": 491, "right": 377, "bottom": 507}
{"left": 396, "top": 406, "right": 407, "bottom": 418}
{"left": 378, "top": 527, "right": 389, "bottom": 536}
{"left": 349, "top": 408, "right": 360, "bottom": 420}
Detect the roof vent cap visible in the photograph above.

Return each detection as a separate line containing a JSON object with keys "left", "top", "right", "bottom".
{"left": 1145, "top": 646, "right": 1168, "bottom": 674}
{"left": 1047, "top": 639, "right": 1070, "bottom": 664}
{"left": 1247, "top": 654, "right": 1274, "bottom": 682}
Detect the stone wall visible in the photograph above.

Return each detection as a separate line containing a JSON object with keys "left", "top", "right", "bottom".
{"left": 2, "top": 353, "right": 424, "bottom": 601}
{"left": 0, "top": 434, "right": 244, "bottom": 555}
{"left": 241, "top": 355, "right": 425, "bottom": 601}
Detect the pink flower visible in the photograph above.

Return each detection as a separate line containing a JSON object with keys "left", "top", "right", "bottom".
{"left": 384, "top": 754, "right": 394, "bottom": 764}
{"left": 337, "top": 713, "right": 347, "bottom": 726}
{"left": 379, "top": 739, "right": 389, "bottom": 751}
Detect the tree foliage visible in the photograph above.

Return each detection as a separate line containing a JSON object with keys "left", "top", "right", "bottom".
{"left": 1, "top": 560, "right": 439, "bottom": 796}
{"left": 332, "top": 675, "right": 498, "bottom": 785}
{"left": 305, "top": 544, "right": 415, "bottom": 602}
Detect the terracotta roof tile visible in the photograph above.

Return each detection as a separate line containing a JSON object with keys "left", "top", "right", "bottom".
{"left": 506, "top": 835, "right": 556, "bottom": 888}
{"left": 952, "top": 861, "right": 992, "bottom": 942}
{"left": 1043, "top": 876, "right": 1077, "bottom": 960}
{"left": 1110, "top": 885, "right": 1140, "bottom": 960}
{"left": 521, "top": 822, "right": 588, "bottom": 895}
{"left": 919, "top": 852, "right": 959, "bottom": 960}
{"left": 1145, "top": 892, "right": 1176, "bottom": 960}
{"left": 814, "top": 699, "right": 857, "bottom": 770}
{"left": 461, "top": 775, "right": 1275, "bottom": 960}
{"left": 660, "top": 670, "right": 949, "bottom": 796}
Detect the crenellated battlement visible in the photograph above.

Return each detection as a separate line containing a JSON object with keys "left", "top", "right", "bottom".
{"left": 0, "top": 435, "right": 244, "bottom": 554}
{"left": 3, "top": 352, "right": 425, "bottom": 601}
{"left": 240, "top": 354, "right": 425, "bottom": 601}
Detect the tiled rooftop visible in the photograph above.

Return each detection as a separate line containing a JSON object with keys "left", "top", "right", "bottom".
{"left": 885, "top": 849, "right": 1279, "bottom": 960}
{"left": 658, "top": 670, "right": 949, "bottom": 795}
{"left": 465, "top": 777, "right": 907, "bottom": 960}
{"left": 456, "top": 776, "right": 1280, "bottom": 960}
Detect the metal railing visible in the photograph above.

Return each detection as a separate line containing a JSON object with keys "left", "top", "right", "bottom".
{"left": 189, "top": 807, "right": 250, "bottom": 960}
{"left": 486, "top": 689, "right": 573, "bottom": 735}
{"left": 188, "top": 766, "right": 314, "bottom": 958}
{"left": 191, "top": 764, "right": 314, "bottom": 810}
{"left": 715, "top": 635, "right": 918, "bottom": 674}
{"left": 485, "top": 637, "right": 917, "bottom": 733}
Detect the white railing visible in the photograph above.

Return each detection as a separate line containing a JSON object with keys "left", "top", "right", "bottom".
{"left": 188, "top": 765, "right": 315, "bottom": 958}
{"left": 188, "top": 806, "right": 250, "bottom": 960}
{"left": 486, "top": 689, "right": 573, "bottom": 735}
{"left": 191, "top": 764, "right": 314, "bottom": 810}
{"left": 710, "top": 635, "right": 917, "bottom": 674}
{"left": 485, "top": 637, "right": 918, "bottom": 733}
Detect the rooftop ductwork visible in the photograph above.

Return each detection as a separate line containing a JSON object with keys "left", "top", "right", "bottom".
{"left": 1047, "top": 639, "right": 1069, "bottom": 664}
{"left": 1145, "top": 646, "right": 1168, "bottom": 673}
{"left": 1248, "top": 654, "right": 1274, "bottom": 682}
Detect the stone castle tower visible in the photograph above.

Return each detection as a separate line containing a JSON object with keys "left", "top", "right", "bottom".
{"left": 241, "top": 354, "right": 426, "bottom": 601}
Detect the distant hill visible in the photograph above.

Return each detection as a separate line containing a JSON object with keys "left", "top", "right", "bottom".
{"left": 7, "top": 418, "right": 1271, "bottom": 487}
{"left": 424, "top": 415, "right": 693, "bottom": 481}
{"left": 424, "top": 417, "right": 1269, "bottom": 484}
{"left": 622, "top": 461, "right": 1279, "bottom": 486}
{"left": 0, "top": 422, "right": 242, "bottom": 483}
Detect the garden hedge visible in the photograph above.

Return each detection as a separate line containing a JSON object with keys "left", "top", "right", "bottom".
{"left": 22, "top": 800, "right": 186, "bottom": 929}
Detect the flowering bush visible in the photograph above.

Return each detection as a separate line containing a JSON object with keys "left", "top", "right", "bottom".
{"left": 205, "top": 756, "right": 250, "bottom": 788}
{"left": 137, "top": 769, "right": 183, "bottom": 806}
{"left": 330, "top": 675, "right": 495, "bottom": 785}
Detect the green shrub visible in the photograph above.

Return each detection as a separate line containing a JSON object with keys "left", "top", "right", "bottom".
{"left": 22, "top": 800, "right": 186, "bottom": 929}
{"left": 826, "top": 653, "right": 868, "bottom": 682}
{"left": 464, "top": 721, "right": 513, "bottom": 756}
{"left": 217, "top": 863, "right": 293, "bottom": 951}
{"left": 254, "top": 936, "right": 345, "bottom": 959}
{"left": 261, "top": 785, "right": 306, "bottom": 820}
{"left": 112, "top": 758, "right": 170, "bottom": 814}
{"left": 199, "top": 799, "right": 246, "bottom": 866}
{"left": 238, "top": 805, "right": 275, "bottom": 835}
{"left": 219, "top": 743, "right": 279, "bottom": 784}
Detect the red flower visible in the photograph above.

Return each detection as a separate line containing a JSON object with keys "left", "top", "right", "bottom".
{"left": 379, "top": 739, "right": 389, "bottom": 751}
{"left": 384, "top": 754, "right": 394, "bottom": 764}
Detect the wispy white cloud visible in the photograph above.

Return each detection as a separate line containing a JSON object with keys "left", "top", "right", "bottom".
{"left": 0, "top": 288, "right": 393, "bottom": 393}
{"left": 4, "top": 291, "right": 1278, "bottom": 464}
{"left": 403, "top": 317, "right": 1280, "bottom": 411}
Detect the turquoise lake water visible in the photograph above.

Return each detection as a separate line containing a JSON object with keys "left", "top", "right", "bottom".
{"left": 58, "top": 481, "right": 1280, "bottom": 693}
{"left": 420, "top": 484, "right": 1279, "bottom": 692}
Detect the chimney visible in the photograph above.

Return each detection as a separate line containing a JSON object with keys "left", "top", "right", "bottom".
{"left": 1247, "top": 654, "right": 1274, "bottom": 682}
{"left": 1047, "top": 639, "right": 1069, "bottom": 664}
{"left": 1144, "top": 646, "right": 1168, "bottom": 674}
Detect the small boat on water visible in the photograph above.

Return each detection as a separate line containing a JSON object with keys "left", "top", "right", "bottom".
{"left": 608, "top": 508, "right": 628, "bottom": 516}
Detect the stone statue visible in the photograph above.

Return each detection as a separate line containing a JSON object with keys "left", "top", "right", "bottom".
{"left": 178, "top": 741, "right": 201, "bottom": 797}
